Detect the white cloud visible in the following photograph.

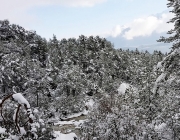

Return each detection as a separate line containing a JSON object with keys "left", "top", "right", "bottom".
{"left": 123, "top": 12, "right": 174, "bottom": 40}
{"left": 105, "top": 12, "right": 174, "bottom": 40}
{"left": 100, "top": 25, "right": 127, "bottom": 37}
{"left": 111, "top": 25, "right": 123, "bottom": 37}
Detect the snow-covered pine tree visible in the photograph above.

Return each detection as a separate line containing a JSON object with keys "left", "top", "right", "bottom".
{"left": 153, "top": 0, "right": 180, "bottom": 139}
{"left": 157, "top": 0, "right": 180, "bottom": 50}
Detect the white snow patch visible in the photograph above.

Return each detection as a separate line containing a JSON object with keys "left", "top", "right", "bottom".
{"left": 157, "top": 61, "right": 162, "bottom": 69}
{"left": 9, "top": 135, "right": 20, "bottom": 140}
{"left": 153, "top": 73, "right": 167, "bottom": 94}
{"left": 83, "top": 109, "right": 88, "bottom": 115}
{"left": 29, "top": 114, "right": 34, "bottom": 119}
{"left": 85, "top": 99, "right": 94, "bottom": 110}
{"left": 47, "top": 76, "right": 53, "bottom": 81}
{"left": 155, "top": 123, "right": 166, "bottom": 131}
{"left": 31, "top": 127, "right": 37, "bottom": 132}
{"left": 24, "top": 82, "right": 28, "bottom": 87}
{"left": 39, "top": 119, "right": 44, "bottom": 123}
{"left": 42, "top": 128, "right": 46, "bottom": 132}
{"left": 61, "top": 112, "right": 85, "bottom": 120}
{"left": 74, "top": 119, "right": 86, "bottom": 127}
{"left": 0, "top": 127, "right": 6, "bottom": 134}
{"left": 20, "top": 127, "right": 26, "bottom": 135}
{"left": 155, "top": 73, "right": 166, "bottom": 83}
{"left": 13, "top": 108, "right": 17, "bottom": 121}
{"left": 32, "top": 122, "right": 40, "bottom": 128}
{"left": 54, "top": 119, "right": 87, "bottom": 126}
{"left": 118, "top": 83, "right": 129, "bottom": 95}
{"left": 1, "top": 66, "right": 4, "bottom": 71}
{"left": 12, "top": 93, "right": 30, "bottom": 108}
{"left": 33, "top": 109, "right": 39, "bottom": 114}
{"left": 54, "top": 121, "right": 74, "bottom": 125}
{"left": 55, "top": 131, "right": 77, "bottom": 140}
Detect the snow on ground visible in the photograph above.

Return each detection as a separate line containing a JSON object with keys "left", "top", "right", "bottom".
{"left": 118, "top": 83, "right": 129, "bottom": 95}
{"left": 53, "top": 100, "right": 92, "bottom": 139}
{"left": 54, "top": 120, "right": 74, "bottom": 125}
{"left": 54, "top": 119, "right": 87, "bottom": 127}
{"left": 53, "top": 111, "right": 88, "bottom": 139}
{"left": 60, "top": 111, "right": 87, "bottom": 121}
{"left": 55, "top": 131, "right": 77, "bottom": 140}
{"left": 54, "top": 111, "right": 87, "bottom": 126}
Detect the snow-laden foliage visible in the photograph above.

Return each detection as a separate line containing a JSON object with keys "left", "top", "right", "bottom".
{"left": 0, "top": 93, "right": 54, "bottom": 139}
{"left": 80, "top": 0, "right": 180, "bottom": 139}
{"left": 0, "top": 18, "right": 171, "bottom": 140}
{"left": 117, "top": 83, "right": 129, "bottom": 95}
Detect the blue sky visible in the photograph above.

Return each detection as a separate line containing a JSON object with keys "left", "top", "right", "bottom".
{"left": 0, "top": 0, "right": 174, "bottom": 53}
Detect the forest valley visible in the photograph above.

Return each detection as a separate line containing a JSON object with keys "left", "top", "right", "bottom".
{"left": 0, "top": 0, "right": 180, "bottom": 139}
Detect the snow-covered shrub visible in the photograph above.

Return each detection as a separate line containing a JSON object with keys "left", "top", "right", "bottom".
{"left": 0, "top": 93, "right": 55, "bottom": 140}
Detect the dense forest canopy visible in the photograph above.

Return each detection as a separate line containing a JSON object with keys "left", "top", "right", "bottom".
{"left": 0, "top": 0, "right": 180, "bottom": 139}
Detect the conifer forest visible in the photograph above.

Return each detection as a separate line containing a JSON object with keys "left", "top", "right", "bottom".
{"left": 0, "top": 0, "right": 180, "bottom": 139}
